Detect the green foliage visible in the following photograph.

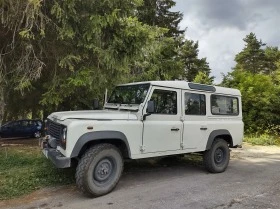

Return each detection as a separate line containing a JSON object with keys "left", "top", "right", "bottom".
{"left": 0, "top": 147, "right": 75, "bottom": 200}
{"left": 222, "top": 70, "right": 280, "bottom": 133}
{"left": 222, "top": 32, "right": 280, "bottom": 134}
{"left": 137, "top": 1, "right": 210, "bottom": 82}
{"left": 244, "top": 134, "right": 280, "bottom": 146}
{"left": 137, "top": 0, "right": 184, "bottom": 37}
{"left": 1, "top": 0, "right": 212, "bottom": 122}
{"left": 39, "top": 0, "right": 169, "bottom": 110}
{"left": 235, "top": 32, "right": 266, "bottom": 74}
{"left": 193, "top": 71, "right": 214, "bottom": 85}
{"left": 180, "top": 40, "right": 212, "bottom": 81}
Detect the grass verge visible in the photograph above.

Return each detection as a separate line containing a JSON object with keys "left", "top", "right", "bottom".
{"left": 244, "top": 134, "right": 280, "bottom": 146}
{"left": 0, "top": 146, "right": 75, "bottom": 200}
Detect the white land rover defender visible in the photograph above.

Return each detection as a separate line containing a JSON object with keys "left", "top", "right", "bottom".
{"left": 42, "top": 81, "right": 243, "bottom": 197}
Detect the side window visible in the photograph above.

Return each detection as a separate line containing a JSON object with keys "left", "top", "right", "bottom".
{"left": 211, "top": 95, "right": 239, "bottom": 115}
{"left": 185, "top": 93, "right": 206, "bottom": 115}
{"left": 150, "top": 89, "right": 177, "bottom": 114}
{"left": 21, "top": 121, "right": 29, "bottom": 127}
{"left": 2, "top": 122, "right": 12, "bottom": 130}
{"left": 13, "top": 121, "right": 21, "bottom": 129}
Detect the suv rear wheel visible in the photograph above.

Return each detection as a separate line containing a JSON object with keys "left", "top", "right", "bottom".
{"left": 203, "top": 138, "right": 230, "bottom": 173}
{"left": 75, "top": 143, "right": 123, "bottom": 197}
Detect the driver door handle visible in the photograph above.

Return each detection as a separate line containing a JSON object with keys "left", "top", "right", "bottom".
{"left": 171, "top": 128, "right": 180, "bottom": 131}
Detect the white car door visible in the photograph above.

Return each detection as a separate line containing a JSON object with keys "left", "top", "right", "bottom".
{"left": 182, "top": 91, "right": 209, "bottom": 151}
{"left": 142, "top": 87, "right": 182, "bottom": 153}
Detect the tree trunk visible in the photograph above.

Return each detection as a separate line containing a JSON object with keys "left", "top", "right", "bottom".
{"left": 0, "top": 86, "right": 5, "bottom": 126}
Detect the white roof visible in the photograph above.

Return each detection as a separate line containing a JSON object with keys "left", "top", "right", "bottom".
{"left": 119, "top": 81, "right": 241, "bottom": 96}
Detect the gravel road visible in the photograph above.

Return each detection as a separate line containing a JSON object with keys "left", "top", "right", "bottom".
{"left": 1, "top": 143, "right": 280, "bottom": 209}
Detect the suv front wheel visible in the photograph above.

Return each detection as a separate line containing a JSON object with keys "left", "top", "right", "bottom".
{"left": 76, "top": 143, "right": 123, "bottom": 197}
{"left": 203, "top": 138, "right": 230, "bottom": 173}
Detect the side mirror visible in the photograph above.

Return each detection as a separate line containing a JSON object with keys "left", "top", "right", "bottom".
{"left": 93, "top": 99, "right": 99, "bottom": 110}
{"left": 147, "top": 100, "right": 155, "bottom": 114}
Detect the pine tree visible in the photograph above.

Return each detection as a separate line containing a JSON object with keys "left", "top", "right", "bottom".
{"left": 180, "top": 40, "right": 212, "bottom": 82}
{"left": 137, "top": 0, "right": 184, "bottom": 37}
{"left": 235, "top": 33, "right": 266, "bottom": 74}
{"left": 136, "top": 0, "right": 212, "bottom": 82}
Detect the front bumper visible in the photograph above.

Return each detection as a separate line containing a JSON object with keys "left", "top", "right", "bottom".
{"left": 42, "top": 145, "right": 71, "bottom": 168}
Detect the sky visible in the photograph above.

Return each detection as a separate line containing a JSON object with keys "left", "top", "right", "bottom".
{"left": 174, "top": 0, "right": 280, "bottom": 83}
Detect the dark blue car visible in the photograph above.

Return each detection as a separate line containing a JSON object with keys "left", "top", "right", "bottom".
{"left": 0, "top": 119, "right": 42, "bottom": 138}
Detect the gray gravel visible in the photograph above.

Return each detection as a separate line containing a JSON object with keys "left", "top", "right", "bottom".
{"left": 2, "top": 143, "right": 280, "bottom": 209}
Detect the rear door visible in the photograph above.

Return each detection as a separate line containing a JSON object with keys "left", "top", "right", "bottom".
{"left": 20, "top": 120, "right": 35, "bottom": 137}
{"left": 142, "top": 87, "right": 183, "bottom": 153}
{"left": 14, "top": 121, "right": 24, "bottom": 137}
{"left": 182, "top": 91, "right": 209, "bottom": 151}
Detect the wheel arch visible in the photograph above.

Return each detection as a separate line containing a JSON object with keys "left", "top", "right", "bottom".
{"left": 206, "top": 129, "right": 233, "bottom": 150}
{"left": 70, "top": 131, "right": 131, "bottom": 159}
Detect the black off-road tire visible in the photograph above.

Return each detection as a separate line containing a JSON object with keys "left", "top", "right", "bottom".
{"left": 203, "top": 138, "right": 230, "bottom": 173}
{"left": 75, "top": 143, "right": 123, "bottom": 197}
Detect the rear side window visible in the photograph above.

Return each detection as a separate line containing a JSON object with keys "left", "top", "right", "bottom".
{"left": 211, "top": 95, "right": 239, "bottom": 115}
{"left": 150, "top": 89, "right": 177, "bottom": 114}
{"left": 185, "top": 93, "right": 206, "bottom": 115}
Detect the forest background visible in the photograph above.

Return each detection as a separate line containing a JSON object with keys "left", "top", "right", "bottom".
{"left": 1, "top": 0, "right": 279, "bottom": 137}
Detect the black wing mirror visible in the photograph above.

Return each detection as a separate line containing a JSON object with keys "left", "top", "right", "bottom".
{"left": 93, "top": 99, "right": 99, "bottom": 110}
{"left": 147, "top": 100, "right": 155, "bottom": 114}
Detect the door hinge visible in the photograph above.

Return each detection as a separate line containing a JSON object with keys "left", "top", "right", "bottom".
{"left": 180, "top": 116, "right": 184, "bottom": 122}
{"left": 180, "top": 142, "right": 184, "bottom": 149}
{"left": 140, "top": 145, "right": 146, "bottom": 152}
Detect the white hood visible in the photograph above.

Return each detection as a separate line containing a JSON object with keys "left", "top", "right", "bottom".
{"left": 48, "top": 110, "right": 138, "bottom": 121}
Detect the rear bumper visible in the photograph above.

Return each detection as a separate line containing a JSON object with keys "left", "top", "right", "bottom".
{"left": 42, "top": 148, "right": 71, "bottom": 168}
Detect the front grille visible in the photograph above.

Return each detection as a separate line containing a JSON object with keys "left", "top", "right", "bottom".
{"left": 47, "top": 119, "right": 62, "bottom": 139}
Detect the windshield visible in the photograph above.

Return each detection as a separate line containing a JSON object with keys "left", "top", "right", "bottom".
{"left": 108, "top": 84, "right": 150, "bottom": 104}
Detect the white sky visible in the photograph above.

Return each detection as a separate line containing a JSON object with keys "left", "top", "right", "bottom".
{"left": 174, "top": 0, "right": 280, "bottom": 83}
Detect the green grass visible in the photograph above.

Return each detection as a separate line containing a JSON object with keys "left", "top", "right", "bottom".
{"left": 244, "top": 134, "right": 280, "bottom": 146}
{"left": 0, "top": 146, "right": 75, "bottom": 200}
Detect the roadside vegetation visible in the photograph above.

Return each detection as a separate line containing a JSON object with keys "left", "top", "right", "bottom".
{"left": 243, "top": 126, "right": 280, "bottom": 146}
{"left": 244, "top": 134, "right": 280, "bottom": 146}
{"left": 0, "top": 146, "right": 75, "bottom": 200}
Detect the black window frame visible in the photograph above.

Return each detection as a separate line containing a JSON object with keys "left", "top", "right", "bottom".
{"left": 210, "top": 94, "right": 239, "bottom": 116}
{"left": 150, "top": 89, "right": 178, "bottom": 115}
{"left": 184, "top": 92, "right": 206, "bottom": 116}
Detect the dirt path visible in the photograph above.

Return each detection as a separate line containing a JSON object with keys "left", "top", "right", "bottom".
{"left": 1, "top": 143, "right": 280, "bottom": 209}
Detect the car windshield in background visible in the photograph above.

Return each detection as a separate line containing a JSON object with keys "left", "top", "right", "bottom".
{"left": 108, "top": 84, "right": 150, "bottom": 104}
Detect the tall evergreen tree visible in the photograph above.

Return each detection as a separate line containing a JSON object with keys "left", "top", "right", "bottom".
{"left": 180, "top": 40, "right": 212, "bottom": 81}
{"left": 137, "top": 0, "right": 184, "bottom": 37}
{"left": 136, "top": 0, "right": 212, "bottom": 82}
{"left": 235, "top": 33, "right": 266, "bottom": 74}
{"left": 0, "top": 0, "right": 166, "bottom": 122}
